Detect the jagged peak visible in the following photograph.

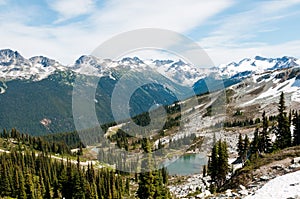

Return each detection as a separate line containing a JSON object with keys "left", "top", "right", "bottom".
{"left": 0, "top": 49, "right": 24, "bottom": 60}
{"left": 29, "top": 56, "right": 58, "bottom": 67}
{"left": 120, "top": 56, "right": 144, "bottom": 64}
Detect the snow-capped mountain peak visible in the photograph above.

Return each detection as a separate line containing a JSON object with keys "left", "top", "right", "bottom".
{"left": 219, "top": 56, "right": 300, "bottom": 78}
{"left": 0, "top": 49, "right": 65, "bottom": 81}
{"left": 29, "top": 56, "right": 59, "bottom": 68}
{"left": 0, "top": 49, "right": 30, "bottom": 67}
{"left": 0, "top": 48, "right": 300, "bottom": 88}
{"left": 120, "top": 57, "right": 144, "bottom": 65}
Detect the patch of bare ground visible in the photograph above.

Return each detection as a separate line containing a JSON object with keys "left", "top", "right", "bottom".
{"left": 248, "top": 85, "right": 265, "bottom": 96}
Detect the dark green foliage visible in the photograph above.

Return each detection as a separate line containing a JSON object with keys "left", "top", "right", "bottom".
{"left": 137, "top": 138, "right": 171, "bottom": 199}
{"left": 237, "top": 134, "right": 244, "bottom": 159}
{"left": 250, "top": 128, "right": 260, "bottom": 156}
{"left": 168, "top": 133, "right": 196, "bottom": 149}
{"left": 0, "top": 151, "right": 126, "bottom": 199}
{"left": 233, "top": 109, "right": 243, "bottom": 116}
{"left": 0, "top": 71, "right": 182, "bottom": 135}
{"left": 275, "top": 92, "right": 292, "bottom": 149}
{"left": 237, "top": 134, "right": 250, "bottom": 163}
{"left": 208, "top": 139, "right": 229, "bottom": 189}
{"left": 293, "top": 111, "right": 300, "bottom": 146}
{"left": 0, "top": 129, "right": 73, "bottom": 155}
{"left": 220, "top": 118, "right": 259, "bottom": 128}
{"left": 243, "top": 135, "right": 250, "bottom": 161}
{"left": 259, "top": 111, "right": 272, "bottom": 153}
{"left": 42, "top": 131, "right": 82, "bottom": 149}
{"left": 202, "top": 165, "right": 207, "bottom": 177}
{"left": 109, "top": 129, "right": 131, "bottom": 151}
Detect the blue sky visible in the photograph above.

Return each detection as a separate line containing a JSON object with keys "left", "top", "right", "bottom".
{"left": 0, "top": 0, "right": 300, "bottom": 65}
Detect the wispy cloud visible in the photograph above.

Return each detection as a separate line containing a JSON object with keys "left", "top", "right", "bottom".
{"left": 1, "top": 0, "right": 300, "bottom": 66}
{"left": 200, "top": 0, "right": 300, "bottom": 48}
{"left": 199, "top": 0, "right": 300, "bottom": 65}
{"left": 207, "top": 40, "right": 300, "bottom": 66}
{"left": 0, "top": 0, "right": 234, "bottom": 64}
{"left": 89, "top": 0, "right": 234, "bottom": 33}
{"left": 48, "top": 0, "right": 96, "bottom": 23}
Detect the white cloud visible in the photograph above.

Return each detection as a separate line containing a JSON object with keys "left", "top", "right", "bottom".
{"left": 48, "top": 0, "right": 96, "bottom": 22}
{"left": 197, "top": 0, "right": 300, "bottom": 65}
{"left": 0, "top": 0, "right": 234, "bottom": 64}
{"left": 199, "top": 0, "right": 300, "bottom": 49}
{"left": 2, "top": 0, "right": 300, "bottom": 68}
{"left": 206, "top": 40, "right": 300, "bottom": 66}
{"left": 90, "top": 0, "right": 234, "bottom": 33}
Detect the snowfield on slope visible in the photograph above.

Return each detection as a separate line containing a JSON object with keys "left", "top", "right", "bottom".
{"left": 244, "top": 170, "right": 300, "bottom": 199}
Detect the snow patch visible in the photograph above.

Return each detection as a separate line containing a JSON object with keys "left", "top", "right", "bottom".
{"left": 244, "top": 170, "right": 300, "bottom": 199}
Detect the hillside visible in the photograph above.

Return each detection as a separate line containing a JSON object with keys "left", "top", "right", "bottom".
{"left": 1, "top": 49, "right": 300, "bottom": 136}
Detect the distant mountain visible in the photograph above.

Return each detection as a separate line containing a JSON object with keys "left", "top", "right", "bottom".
{"left": 0, "top": 49, "right": 65, "bottom": 81}
{"left": 1, "top": 49, "right": 299, "bottom": 86}
{"left": 0, "top": 48, "right": 299, "bottom": 135}
{"left": 218, "top": 55, "right": 300, "bottom": 78}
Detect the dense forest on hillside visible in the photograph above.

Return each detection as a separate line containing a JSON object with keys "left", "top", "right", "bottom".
{"left": 0, "top": 151, "right": 126, "bottom": 199}
{"left": 0, "top": 129, "right": 171, "bottom": 199}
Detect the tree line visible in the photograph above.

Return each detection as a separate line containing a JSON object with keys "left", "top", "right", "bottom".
{"left": 1, "top": 128, "right": 74, "bottom": 155}
{"left": 207, "top": 92, "right": 300, "bottom": 193}
{"left": 0, "top": 151, "right": 127, "bottom": 199}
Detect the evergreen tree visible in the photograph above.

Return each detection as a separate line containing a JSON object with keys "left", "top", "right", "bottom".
{"left": 242, "top": 135, "right": 250, "bottom": 163}
{"left": 293, "top": 111, "right": 300, "bottom": 146}
{"left": 237, "top": 134, "right": 244, "bottom": 160}
{"left": 275, "top": 92, "right": 292, "bottom": 149}
{"left": 216, "top": 140, "right": 229, "bottom": 188}
{"left": 18, "top": 170, "right": 27, "bottom": 199}
{"left": 137, "top": 138, "right": 170, "bottom": 199}
{"left": 260, "top": 111, "right": 272, "bottom": 153}
{"left": 25, "top": 171, "right": 35, "bottom": 199}
{"left": 202, "top": 165, "right": 207, "bottom": 177}
{"left": 208, "top": 139, "right": 229, "bottom": 189}
{"left": 250, "top": 128, "right": 260, "bottom": 159}
{"left": 209, "top": 141, "right": 219, "bottom": 182}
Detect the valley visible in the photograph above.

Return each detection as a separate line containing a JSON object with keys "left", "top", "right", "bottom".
{"left": 1, "top": 49, "right": 300, "bottom": 198}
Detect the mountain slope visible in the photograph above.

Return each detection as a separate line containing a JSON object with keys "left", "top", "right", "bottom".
{"left": 0, "top": 48, "right": 299, "bottom": 135}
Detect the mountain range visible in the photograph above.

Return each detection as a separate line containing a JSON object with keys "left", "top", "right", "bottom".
{"left": 0, "top": 48, "right": 300, "bottom": 135}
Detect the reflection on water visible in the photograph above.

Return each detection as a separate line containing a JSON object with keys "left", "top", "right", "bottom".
{"left": 163, "top": 153, "right": 207, "bottom": 176}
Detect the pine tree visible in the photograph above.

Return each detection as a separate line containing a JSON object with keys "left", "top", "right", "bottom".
{"left": 25, "top": 171, "right": 35, "bottom": 199}
{"left": 237, "top": 134, "right": 244, "bottom": 160}
{"left": 209, "top": 141, "right": 219, "bottom": 182}
{"left": 137, "top": 138, "right": 170, "bottom": 199}
{"left": 260, "top": 111, "right": 272, "bottom": 152}
{"left": 275, "top": 92, "right": 292, "bottom": 149}
{"left": 217, "top": 140, "right": 229, "bottom": 188}
{"left": 250, "top": 128, "right": 260, "bottom": 159}
{"left": 137, "top": 138, "right": 156, "bottom": 199}
{"left": 44, "top": 178, "right": 52, "bottom": 199}
{"left": 202, "top": 165, "right": 207, "bottom": 177}
{"left": 208, "top": 139, "right": 229, "bottom": 189}
{"left": 293, "top": 111, "right": 300, "bottom": 146}
{"left": 0, "top": 163, "right": 12, "bottom": 197}
{"left": 242, "top": 135, "right": 250, "bottom": 163}
{"left": 18, "top": 170, "right": 27, "bottom": 199}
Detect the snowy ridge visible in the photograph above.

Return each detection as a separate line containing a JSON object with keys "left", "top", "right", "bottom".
{"left": 0, "top": 49, "right": 299, "bottom": 87}
{"left": 219, "top": 56, "right": 300, "bottom": 78}
{"left": 0, "top": 49, "right": 65, "bottom": 81}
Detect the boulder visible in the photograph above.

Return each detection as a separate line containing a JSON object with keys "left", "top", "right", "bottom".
{"left": 239, "top": 185, "right": 246, "bottom": 190}
{"left": 260, "top": 175, "right": 269, "bottom": 181}
{"left": 225, "top": 189, "right": 233, "bottom": 197}
{"left": 238, "top": 189, "right": 248, "bottom": 196}
{"left": 292, "top": 157, "right": 300, "bottom": 164}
